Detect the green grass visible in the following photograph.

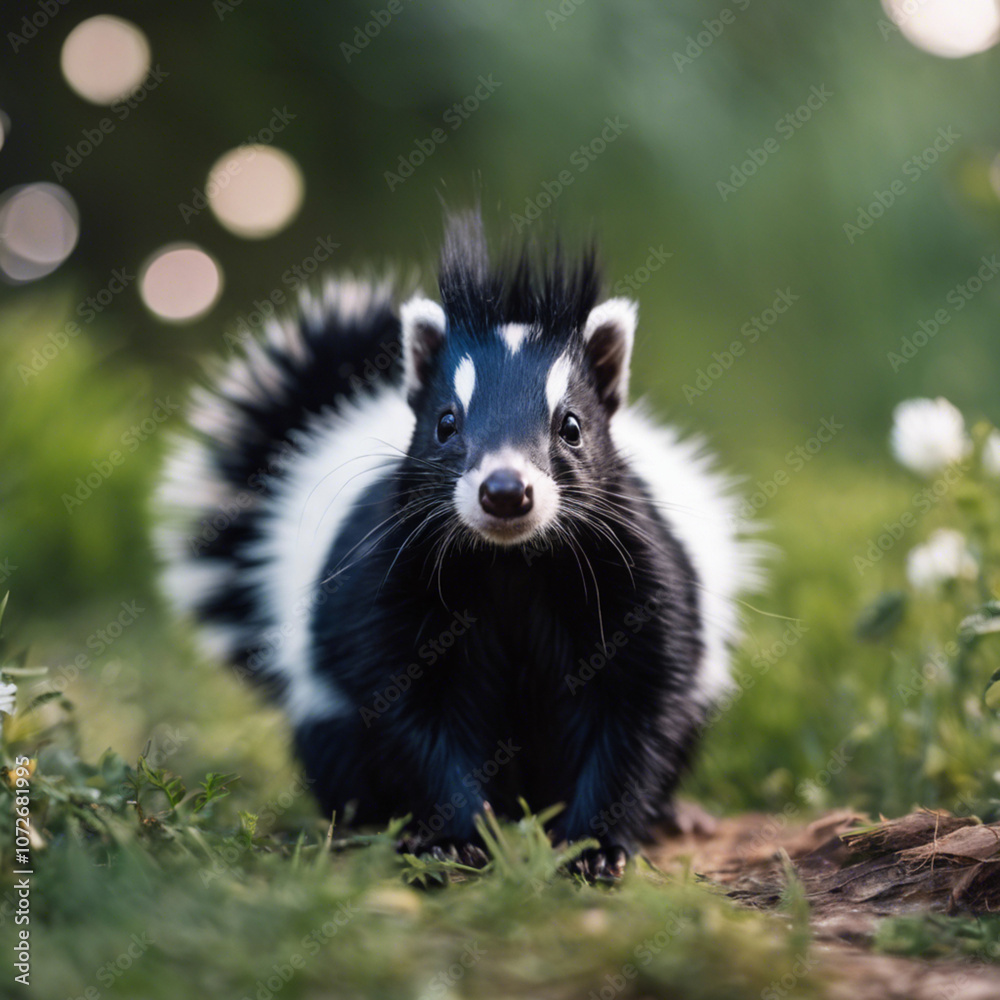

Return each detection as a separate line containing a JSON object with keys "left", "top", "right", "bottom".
{"left": 874, "top": 915, "right": 1000, "bottom": 963}
{"left": 1, "top": 700, "right": 819, "bottom": 1000}
{"left": 4, "top": 297, "right": 1000, "bottom": 996}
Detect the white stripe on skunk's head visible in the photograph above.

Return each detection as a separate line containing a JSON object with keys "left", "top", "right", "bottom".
{"left": 399, "top": 288, "right": 637, "bottom": 547}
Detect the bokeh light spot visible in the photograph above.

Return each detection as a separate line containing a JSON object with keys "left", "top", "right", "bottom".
{"left": 140, "top": 244, "right": 223, "bottom": 323}
{"left": 0, "top": 183, "right": 80, "bottom": 283}
{"left": 61, "top": 15, "right": 151, "bottom": 104}
{"left": 207, "top": 145, "right": 305, "bottom": 239}
{"left": 882, "top": 0, "right": 1000, "bottom": 58}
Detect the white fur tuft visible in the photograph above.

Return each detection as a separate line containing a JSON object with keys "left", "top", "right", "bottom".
{"left": 611, "top": 404, "right": 765, "bottom": 705}
{"left": 155, "top": 277, "right": 406, "bottom": 725}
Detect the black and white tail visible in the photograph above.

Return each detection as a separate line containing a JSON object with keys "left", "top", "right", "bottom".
{"left": 154, "top": 278, "right": 410, "bottom": 717}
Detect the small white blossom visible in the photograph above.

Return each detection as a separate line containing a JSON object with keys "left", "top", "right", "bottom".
{"left": 906, "top": 529, "right": 977, "bottom": 592}
{"left": 0, "top": 680, "right": 16, "bottom": 737}
{"left": 0, "top": 681, "right": 16, "bottom": 715}
{"left": 890, "top": 397, "right": 970, "bottom": 477}
{"left": 982, "top": 430, "right": 1000, "bottom": 478}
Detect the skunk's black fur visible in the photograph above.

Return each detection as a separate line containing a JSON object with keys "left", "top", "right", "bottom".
{"left": 159, "top": 213, "right": 755, "bottom": 872}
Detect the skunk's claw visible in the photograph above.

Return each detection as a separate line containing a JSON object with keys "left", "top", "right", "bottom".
{"left": 429, "top": 842, "right": 489, "bottom": 868}
{"left": 570, "top": 845, "right": 628, "bottom": 882}
{"left": 398, "top": 837, "right": 489, "bottom": 869}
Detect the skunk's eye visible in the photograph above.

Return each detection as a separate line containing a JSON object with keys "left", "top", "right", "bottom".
{"left": 437, "top": 411, "right": 457, "bottom": 443}
{"left": 560, "top": 413, "right": 582, "bottom": 447}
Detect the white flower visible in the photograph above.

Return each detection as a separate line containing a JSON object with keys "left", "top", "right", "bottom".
{"left": 906, "top": 529, "right": 977, "bottom": 592}
{"left": 0, "top": 680, "right": 15, "bottom": 737}
{"left": 890, "top": 397, "right": 970, "bottom": 477}
{"left": 0, "top": 681, "right": 16, "bottom": 715}
{"left": 982, "top": 430, "right": 1000, "bottom": 478}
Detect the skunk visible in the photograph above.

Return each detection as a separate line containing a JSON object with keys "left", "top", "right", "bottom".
{"left": 156, "top": 212, "right": 760, "bottom": 877}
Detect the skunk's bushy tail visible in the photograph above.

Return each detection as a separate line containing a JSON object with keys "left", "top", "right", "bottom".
{"left": 154, "top": 278, "right": 402, "bottom": 697}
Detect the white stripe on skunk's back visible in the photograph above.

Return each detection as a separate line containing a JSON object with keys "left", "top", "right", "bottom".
{"left": 248, "top": 388, "right": 414, "bottom": 724}
{"left": 611, "top": 404, "right": 764, "bottom": 705}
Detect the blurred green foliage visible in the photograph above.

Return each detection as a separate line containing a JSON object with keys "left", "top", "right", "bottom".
{"left": 875, "top": 913, "right": 1000, "bottom": 961}
{"left": 4, "top": 2, "right": 1000, "bottom": 994}
{"left": 1, "top": 677, "right": 822, "bottom": 999}
{"left": 5, "top": 0, "right": 1000, "bottom": 443}
{"left": 3, "top": 0, "right": 1000, "bottom": 816}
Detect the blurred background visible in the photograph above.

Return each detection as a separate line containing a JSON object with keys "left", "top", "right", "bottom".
{"left": 3, "top": 0, "right": 1000, "bottom": 821}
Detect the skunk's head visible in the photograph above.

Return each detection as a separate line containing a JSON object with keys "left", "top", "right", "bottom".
{"left": 399, "top": 215, "right": 636, "bottom": 548}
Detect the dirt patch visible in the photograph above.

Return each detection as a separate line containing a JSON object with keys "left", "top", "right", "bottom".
{"left": 647, "top": 807, "right": 1000, "bottom": 999}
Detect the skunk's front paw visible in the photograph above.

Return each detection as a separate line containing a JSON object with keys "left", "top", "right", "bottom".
{"left": 428, "top": 841, "right": 490, "bottom": 869}
{"left": 569, "top": 845, "right": 629, "bottom": 883}
{"left": 396, "top": 835, "right": 489, "bottom": 869}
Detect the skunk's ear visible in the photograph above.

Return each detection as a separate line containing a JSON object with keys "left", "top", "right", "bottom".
{"left": 400, "top": 295, "right": 447, "bottom": 398}
{"left": 582, "top": 298, "right": 637, "bottom": 413}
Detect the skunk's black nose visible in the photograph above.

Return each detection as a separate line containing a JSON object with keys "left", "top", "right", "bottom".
{"left": 479, "top": 469, "right": 533, "bottom": 518}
